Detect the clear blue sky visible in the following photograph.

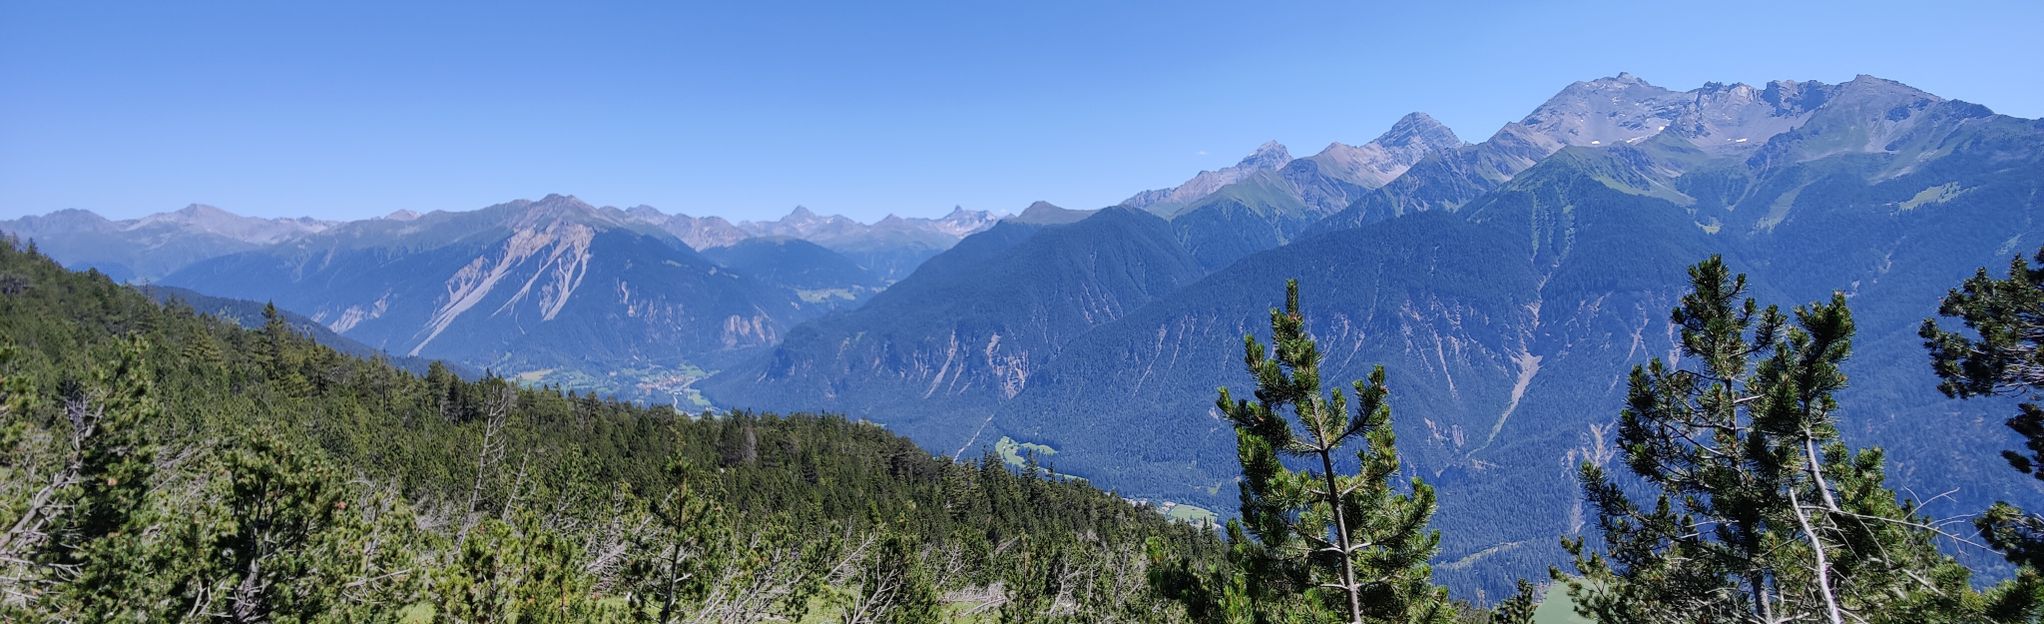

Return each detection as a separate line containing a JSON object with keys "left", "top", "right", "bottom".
{"left": 4, "top": 1, "right": 2041, "bottom": 221}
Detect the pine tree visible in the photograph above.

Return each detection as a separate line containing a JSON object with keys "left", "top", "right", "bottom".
{"left": 30, "top": 338, "right": 165, "bottom": 620}
{"left": 1146, "top": 532, "right": 1258, "bottom": 624}
{"left": 259, "top": 302, "right": 312, "bottom": 398}
{"left": 1215, "top": 279, "right": 1452, "bottom": 624}
{"left": 180, "top": 329, "right": 226, "bottom": 376}
{"left": 998, "top": 536, "right": 1069, "bottom": 624}
{"left": 626, "top": 460, "right": 720, "bottom": 623}
{"left": 840, "top": 531, "right": 941, "bottom": 624}
{"left": 1488, "top": 580, "right": 1540, "bottom": 624}
{"left": 1922, "top": 247, "right": 2044, "bottom": 567}
{"left": 211, "top": 432, "right": 374, "bottom": 621}
{"left": 1562, "top": 256, "right": 1982, "bottom": 623}
{"left": 438, "top": 515, "right": 624, "bottom": 624}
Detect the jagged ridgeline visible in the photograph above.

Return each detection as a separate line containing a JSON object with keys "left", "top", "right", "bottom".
{"left": 0, "top": 239, "right": 1220, "bottom": 621}
{"left": 709, "top": 74, "right": 2044, "bottom": 595}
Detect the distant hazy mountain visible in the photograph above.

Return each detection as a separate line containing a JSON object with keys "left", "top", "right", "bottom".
{"left": 706, "top": 74, "right": 2044, "bottom": 595}
{"left": 618, "top": 206, "right": 751, "bottom": 250}
{"left": 1121, "top": 140, "right": 1295, "bottom": 213}
{"left": 732, "top": 205, "right": 1005, "bottom": 280}
{"left": 702, "top": 237, "right": 886, "bottom": 306}
{"left": 4, "top": 199, "right": 1002, "bottom": 287}
{"left": 1128, "top": 112, "right": 1464, "bottom": 219}
{"left": 1154, "top": 112, "right": 1466, "bottom": 269}
{"left": 5, "top": 195, "right": 1000, "bottom": 405}
{"left": 156, "top": 194, "right": 817, "bottom": 405}
{"left": 0, "top": 204, "right": 334, "bottom": 280}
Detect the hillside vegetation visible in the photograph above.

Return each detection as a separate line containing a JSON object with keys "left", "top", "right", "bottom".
{"left": 0, "top": 239, "right": 1224, "bottom": 622}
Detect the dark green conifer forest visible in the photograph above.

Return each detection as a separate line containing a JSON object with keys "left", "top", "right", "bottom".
{"left": 0, "top": 238, "right": 1219, "bottom": 622}
{"left": 8, "top": 235, "right": 2044, "bottom": 622}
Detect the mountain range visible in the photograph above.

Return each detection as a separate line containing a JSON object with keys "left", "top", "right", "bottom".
{"left": 0, "top": 204, "right": 336, "bottom": 282}
{"left": 6, "top": 72, "right": 2040, "bottom": 596}
{"left": 704, "top": 73, "right": 2044, "bottom": 592}
{"left": 1, "top": 200, "right": 998, "bottom": 283}
{"left": 2, "top": 196, "right": 1003, "bottom": 404}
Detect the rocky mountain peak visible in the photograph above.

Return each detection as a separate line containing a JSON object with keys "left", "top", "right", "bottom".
{"left": 1011, "top": 201, "right": 1095, "bottom": 225}
{"left": 1833, "top": 74, "right": 1942, "bottom": 109}
{"left": 931, "top": 206, "right": 1000, "bottom": 236}
{"left": 120, "top": 202, "right": 337, "bottom": 245}
{"left": 1295, "top": 112, "right": 1465, "bottom": 191}
{"left": 174, "top": 203, "right": 233, "bottom": 219}
{"left": 521, "top": 194, "right": 599, "bottom": 217}
{"left": 1760, "top": 79, "right": 1837, "bottom": 113}
{"left": 1741, "top": 74, "right": 1959, "bottom": 164}
{"left": 6, "top": 208, "right": 114, "bottom": 232}
{"left": 1517, "top": 74, "right": 1686, "bottom": 149}
{"left": 1569, "top": 72, "right": 1653, "bottom": 92}
{"left": 1239, "top": 141, "right": 1293, "bottom": 169}
{"left": 503, "top": 194, "right": 607, "bottom": 230}
{"left": 1375, "top": 112, "right": 1463, "bottom": 150}
{"left": 1119, "top": 141, "right": 1294, "bottom": 213}
{"left": 1658, "top": 79, "right": 1842, "bottom": 150}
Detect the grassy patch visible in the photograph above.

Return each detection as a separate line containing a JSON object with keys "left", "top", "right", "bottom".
{"left": 994, "top": 437, "right": 1215, "bottom": 526}
{"left": 1533, "top": 580, "right": 1595, "bottom": 624}
{"left": 1900, "top": 182, "right": 1964, "bottom": 211}
{"left": 506, "top": 362, "right": 716, "bottom": 409}
{"left": 1160, "top": 502, "right": 1218, "bottom": 526}
{"left": 994, "top": 436, "right": 1083, "bottom": 481}
{"left": 994, "top": 435, "right": 1059, "bottom": 468}
{"left": 795, "top": 288, "right": 862, "bottom": 303}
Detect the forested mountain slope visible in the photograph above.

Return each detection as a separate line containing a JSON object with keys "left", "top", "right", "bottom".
{"left": 0, "top": 238, "right": 1223, "bottom": 621}
{"left": 139, "top": 284, "right": 463, "bottom": 377}
{"left": 700, "top": 207, "right": 1206, "bottom": 449}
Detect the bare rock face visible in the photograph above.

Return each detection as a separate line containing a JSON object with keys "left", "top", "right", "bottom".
{"left": 1302, "top": 112, "right": 1466, "bottom": 189}
{"left": 1120, "top": 140, "right": 1294, "bottom": 213}
{"left": 1512, "top": 72, "right": 1689, "bottom": 150}
{"left": 1313, "top": 73, "right": 1977, "bottom": 232}
{"left": 929, "top": 205, "right": 1003, "bottom": 238}
{"left": 1661, "top": 80, "right": 1832, "bottom": 151}
{"left": 157, "top": 195, "right": 813, "bottom": 406}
